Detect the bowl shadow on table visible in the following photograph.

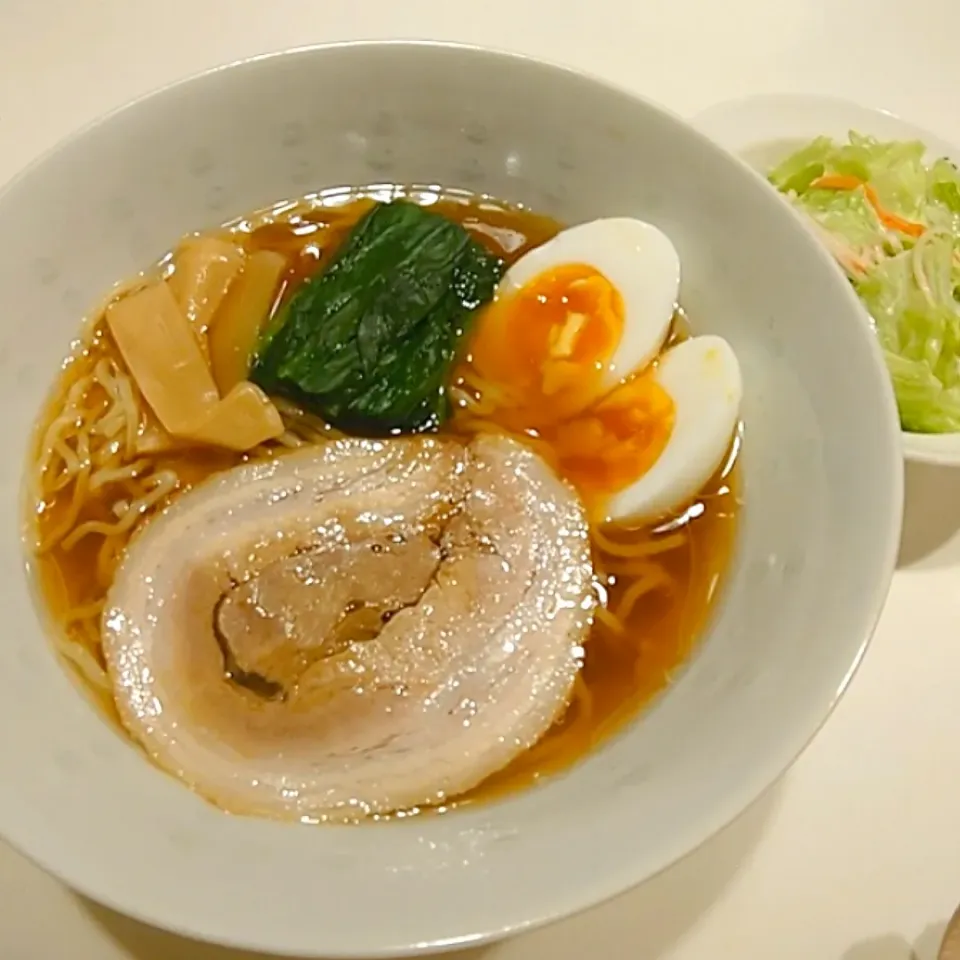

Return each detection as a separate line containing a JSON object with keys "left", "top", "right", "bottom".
{"left": 80, "top": 783, "right": 781, "bottom": 960}
{"left": 897, "top": 460, "right": 960, "bottom": 570}
{"left": 841, "top": 920, "right": 949, "bottom": 960}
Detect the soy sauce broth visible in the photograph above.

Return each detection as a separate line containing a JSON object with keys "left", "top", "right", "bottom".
{"left": 32, "top": 184, "right": 739, "bottom": 814}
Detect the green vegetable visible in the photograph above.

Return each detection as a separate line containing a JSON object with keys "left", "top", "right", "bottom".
{"left": 769, "top": 132, "right": 960, "bottom": 433}
{"left": 252, "top": 200, "right": 503, "bottom": 434}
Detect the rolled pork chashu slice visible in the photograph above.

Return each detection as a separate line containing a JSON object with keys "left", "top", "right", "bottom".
{"left": 103, "top": 434, "right": 595, "bottom": 820}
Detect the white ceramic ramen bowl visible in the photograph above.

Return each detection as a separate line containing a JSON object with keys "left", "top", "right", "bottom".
{"left": 694, "top": 91, "right": 960, "bottom": 467}
{"left": 0, "top": 44, "right": 902, "bottom": 957}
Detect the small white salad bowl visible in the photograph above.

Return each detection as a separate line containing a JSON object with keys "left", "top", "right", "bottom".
{"left": 695, "top": 91, "right": 960, "bottom": 467}
{"left": 0, "top": 45, "right": 901, "bottom": 957}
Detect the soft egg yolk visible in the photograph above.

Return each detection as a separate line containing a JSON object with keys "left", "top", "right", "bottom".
{"left": 551, "top": 373, "right": 675, "bottom": 517}
{"left": 468, "top": 264, "right": 626, "bottom": 428}
{"left": 462, "top": 263, "right": 676, "bottom": 517}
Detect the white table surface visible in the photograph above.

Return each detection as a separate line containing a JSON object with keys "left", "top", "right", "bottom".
{"left": 2, "top": 0, "right": 960, "bottom": 957}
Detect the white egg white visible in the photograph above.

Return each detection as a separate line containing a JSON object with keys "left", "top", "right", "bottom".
{"left": 500, "top": 217, "right": 680, "bottom": 391}
{"left": 604, "top": 335, "right": 743, "bottom": 523}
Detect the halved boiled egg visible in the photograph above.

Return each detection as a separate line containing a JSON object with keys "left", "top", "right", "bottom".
{"left": 467, "top": 217, "right": 680, "bottom": 426}
{"left": 459, "top": 217, "right": 741, "bottom": 525}
{"left": 603, "top": 335, "right": 742, "bottom": 522}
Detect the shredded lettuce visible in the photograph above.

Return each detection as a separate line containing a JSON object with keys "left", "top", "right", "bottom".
{"left": 768, "top": 131, "right": 960, "bottom": 433}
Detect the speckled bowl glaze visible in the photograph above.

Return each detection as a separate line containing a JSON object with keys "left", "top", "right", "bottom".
{"left": 0, "top": 42, "right": 902, "bottom": 957}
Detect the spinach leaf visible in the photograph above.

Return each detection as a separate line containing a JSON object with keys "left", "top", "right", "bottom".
{"left": 251, "top": 200, "right": 502, "bottom": 434}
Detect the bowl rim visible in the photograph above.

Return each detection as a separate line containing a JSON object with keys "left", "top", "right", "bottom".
{"left": 692, "top": 90, "right": 960, "bottom": 467}
{"left": 0, "top": 47, "right": 905, "bottom": 957}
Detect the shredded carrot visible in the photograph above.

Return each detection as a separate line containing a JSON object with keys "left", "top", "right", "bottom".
{"left": 811, "top": 174, "right": 925, "bottom": 238}
{"left": 812, "top": 174, "right": 863, "bottom": 191}
{"left": 864, "top": 184, "right": 926, "bottom": 237}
